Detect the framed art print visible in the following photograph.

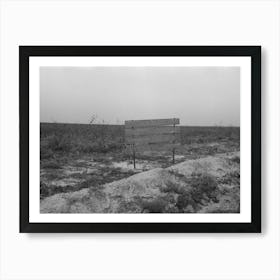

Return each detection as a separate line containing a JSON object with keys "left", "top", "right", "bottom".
{"left": 19, "top": 46, "right": 261, "bottom": 233}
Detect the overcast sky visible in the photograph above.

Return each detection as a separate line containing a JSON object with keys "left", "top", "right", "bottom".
{"left": 40, "top": 66, "right": 240, "bottom": 126}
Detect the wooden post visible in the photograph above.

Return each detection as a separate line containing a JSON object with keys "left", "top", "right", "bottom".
{"left": 133, "top": 144, "right": 136, "bottom": 169}
{"left": 132, "top": 125, "right": 136, "bottom": 169}
{"left": 172, "top": 118, "right": 175, "bottom": 164}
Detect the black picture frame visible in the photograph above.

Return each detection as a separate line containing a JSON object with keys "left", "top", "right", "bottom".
{"left": 20, "top": 46, "right": 261, "bottom": 233}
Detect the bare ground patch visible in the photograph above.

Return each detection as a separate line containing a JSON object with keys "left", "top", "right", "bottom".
{"left": 41, "top": 152, "right": 240, "bottom": 213}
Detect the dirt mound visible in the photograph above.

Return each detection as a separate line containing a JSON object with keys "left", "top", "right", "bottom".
{"left": 40, "top": 152, "right": 240, "bottom": 213}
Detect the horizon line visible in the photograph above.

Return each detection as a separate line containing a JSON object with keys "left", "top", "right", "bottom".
{"left": 40, "top": 121, "right": 240, "bottom": 128}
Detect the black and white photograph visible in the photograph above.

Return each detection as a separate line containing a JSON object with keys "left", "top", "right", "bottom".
{"left": 19, "top": 46, "right": 261, "bottom": 233}
{"left": 3, "top": 0, "right": 279, "bottom": 279}
{"left": 40, "top": 66, "right": 241, "bottom": 214}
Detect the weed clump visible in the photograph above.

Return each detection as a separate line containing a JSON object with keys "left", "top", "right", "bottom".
{"left": 162, "top": 180, "right": 185, "bottom": 195}
{"left": 176, "top": 193, "right": 195, "bottom": 211}
{"left": 231, "top": 156, "right": 240, "bottom": 164}
{"left": 47, "top": 135, "right": 72, "bottom": 152}
{"left": 139, "top": 197, "right": 168, "bottom": 213}
{"left": 190, "top": 173, "right": 218, "bottom": 203}
{"left": 40, "top": 147, "right": 54, "bottom": 159}
{"left": 219, "top": 171, "right": 240, "bottom": 186}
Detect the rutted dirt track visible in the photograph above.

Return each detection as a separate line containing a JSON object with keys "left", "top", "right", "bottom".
{"left": 41, "top": 152, "right": 240, "bottom": 213}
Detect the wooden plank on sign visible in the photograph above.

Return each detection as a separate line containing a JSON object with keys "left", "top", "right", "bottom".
{"left": 125, "top": 126, "right": 180, "bottom": 137}
{"left": 126, "top": 133, "right": 179, "bottom": 145}
{"left": 125, "top": 118, "right": 179, "bottom": 128}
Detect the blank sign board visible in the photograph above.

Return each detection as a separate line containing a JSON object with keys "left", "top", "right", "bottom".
{"left": 125, "top": 126, "right": 180, "bottom": 137}
{"left": 125, "top": 118, "right": 179, "bottom": 128}
{"left": 125, "top": 118, "right": 180, "bottom": 146}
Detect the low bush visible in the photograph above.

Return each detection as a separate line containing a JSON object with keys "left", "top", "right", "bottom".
{"left": 231, "top": 156, "right": 240, "bottom": 164}
{"left": 176, "top": 193, "right": 193, "bottom": 211}
{"left": 140, "top": 197, "right": 168, "bottom": 213}
{"left": 40, "top": 147, "right": 54, "bottom": 159}
{"left": 219, "top": 171, "right": 240, "bottom": 186}
{"left": 162, "top": 180, "right": 185, "bottom": 195}
{"left": 47, "top": 135, "right": 72, "bottom": 152}
{"left": 117, "top": 200, "right": 142, "bottom": 213}
{"left": 190, "top": 173, "right": 218, "bottom": 203}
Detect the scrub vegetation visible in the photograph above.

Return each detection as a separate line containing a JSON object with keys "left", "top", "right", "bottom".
{"left": 40, "top": 122, "right": 240, "bottom": 213}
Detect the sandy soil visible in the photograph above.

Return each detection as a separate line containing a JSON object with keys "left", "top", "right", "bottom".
{"left": 40, "top": 151, "right": 240, "bottom": 213}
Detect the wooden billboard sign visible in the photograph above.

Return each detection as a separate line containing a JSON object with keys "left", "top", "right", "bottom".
{"left": 125, "top": 118, "right": 179, "bottom": 128}
{"left": 124, "top": 118, "right": 180, "bottom": 168}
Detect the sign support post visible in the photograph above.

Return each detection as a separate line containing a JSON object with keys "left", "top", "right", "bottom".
{"left": 133, "top": 144, "right": 136, "bottom": 169}
{"left": 124, "top": 118, "right": 180, "bottom": 168}
{"left": 172, "top": 119, "right": 175, "bottom": 164}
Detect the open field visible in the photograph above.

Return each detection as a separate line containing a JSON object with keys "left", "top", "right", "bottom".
{"left": 40, "top": 122, "right": 240, "bottom": 213}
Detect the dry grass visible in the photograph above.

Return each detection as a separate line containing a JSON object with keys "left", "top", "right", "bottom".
{"left": 40, "top": 122, "right": 240, "bottom": 213}
{"left": 41, "top": 123, "right": 240, "bottom": 158}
